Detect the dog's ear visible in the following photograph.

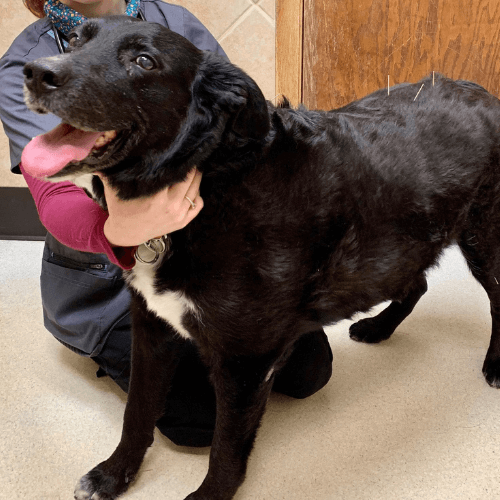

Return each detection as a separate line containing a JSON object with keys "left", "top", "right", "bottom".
{"left": 209, "top": 59, "right": 271, "bottom": 146}
{"left": 157, "top": 53, "right": 270, "bottom": 167}
{"left": 188, "top": 52, "right": 271, "bottom": 151}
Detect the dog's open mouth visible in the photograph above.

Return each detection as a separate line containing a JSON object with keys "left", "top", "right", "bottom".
{"left": 21, "top": 122, "right": 118, "bottom": 179}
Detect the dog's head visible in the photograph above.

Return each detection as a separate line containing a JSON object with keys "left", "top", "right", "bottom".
{"left": 22, "top": 16, "right": 269, "bottom": 201}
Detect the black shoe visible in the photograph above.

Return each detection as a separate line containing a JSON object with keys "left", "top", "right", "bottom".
{"left": 273, "top": 329, "right": 333, "bottom": 399}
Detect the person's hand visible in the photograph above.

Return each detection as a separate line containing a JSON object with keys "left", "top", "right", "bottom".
{"left": 100, "top": 168, "right": 203, "bottom": 247}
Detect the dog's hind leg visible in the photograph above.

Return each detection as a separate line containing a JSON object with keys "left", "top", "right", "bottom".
{"left": 185, "top": 351, "right": 278, "bottom": 500}
{"left": 349, "top": 273, "right": 428, "bottom": 343}
{"left": 459, "top": 231, "right": 500, "bottom": 388}
{"left": 74, "top": 294, "right": 186, "bottom": 500}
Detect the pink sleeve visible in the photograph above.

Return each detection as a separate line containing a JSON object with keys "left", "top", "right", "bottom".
{"left": 20, "top": 163, "right": 136, "bottom": 270}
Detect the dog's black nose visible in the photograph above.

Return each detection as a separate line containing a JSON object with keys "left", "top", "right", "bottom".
{"left": 23, "top": 60, "right": 70, "bottom": 94}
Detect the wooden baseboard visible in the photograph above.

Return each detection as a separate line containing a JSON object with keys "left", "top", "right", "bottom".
{"left": 0, "top": 187, "right": 46, "bottom": 240}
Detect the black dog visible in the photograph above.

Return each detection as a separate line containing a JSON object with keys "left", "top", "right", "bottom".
{"left": 22, "top": 16, "right": 500, "bottom": 500}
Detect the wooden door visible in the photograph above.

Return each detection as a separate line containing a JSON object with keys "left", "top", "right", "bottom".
{"left": 277, "top": 0, "right": 500, "bottom": 109}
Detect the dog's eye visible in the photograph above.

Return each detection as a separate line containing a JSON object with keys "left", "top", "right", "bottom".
{"left": 135, "top": 55, "right": 155, "bottom": 70}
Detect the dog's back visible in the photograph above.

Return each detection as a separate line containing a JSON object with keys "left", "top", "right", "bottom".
{"left": 175, "top": 76, "right": 500, "bottom": 336}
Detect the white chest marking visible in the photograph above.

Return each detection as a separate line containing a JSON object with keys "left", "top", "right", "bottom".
{"left": 43, "top": 171, "right": 95, "bottom": 192}
{"left": 125, "top": 260, "right": 198, "bottom": 339}
{"left": 72, "top": 173, "right": 95, "bottom": 194}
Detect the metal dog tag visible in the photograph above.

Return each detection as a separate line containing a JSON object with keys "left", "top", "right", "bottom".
{"left": 135, "top": 235, "right": 171, "bottom": 265}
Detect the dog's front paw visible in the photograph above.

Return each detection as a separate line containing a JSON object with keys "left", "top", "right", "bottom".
{"left": 483, "top": 356, "right": 500, "bottom": 388}
{"left": 349, "top": 317, "right": 394, "bottom": 344}
{"left": 74, "top": 462, "right": 135, "bottom": 500}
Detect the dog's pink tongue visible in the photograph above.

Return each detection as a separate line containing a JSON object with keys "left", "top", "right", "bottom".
{"left": 21, "top": 123, "right": 103, "bottom": 178}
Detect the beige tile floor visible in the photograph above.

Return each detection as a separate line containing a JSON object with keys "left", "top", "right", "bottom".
{"left": 2, "top": 240, "right": 500, "bottom": 499}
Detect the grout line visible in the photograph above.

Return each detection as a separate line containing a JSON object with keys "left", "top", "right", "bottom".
{"left": 255, "top": 3, "right": 275, "bottom": 27}
{"left": 218, "top": 4, "right": 255, "bottom": 43}
{"left": 217, "top": 0, "right": 275, "bottom": 42}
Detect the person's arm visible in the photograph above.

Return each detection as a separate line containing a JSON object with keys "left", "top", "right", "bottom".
{"left": 20, "top": 163, "right": 136, "bottom": 268}
{"left": 21, "top": 164, "right": 203, "bottom": 269}
{"left": 99, "top": 169, "right": 203, "bottom": 248}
